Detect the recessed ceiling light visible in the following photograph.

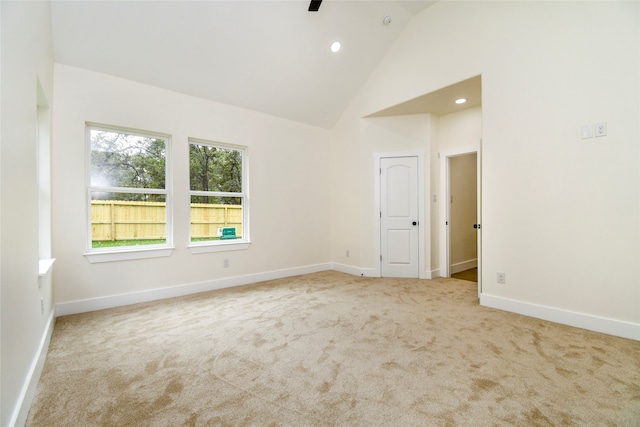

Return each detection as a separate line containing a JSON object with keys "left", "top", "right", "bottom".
{"left": 455, "top": 98, "right": 467, "bottom": 104}
{"left": 330, "top": 41, "right": 341, "bottom": 53}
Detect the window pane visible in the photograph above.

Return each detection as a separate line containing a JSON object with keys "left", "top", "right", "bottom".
{"left": 90, "top": 129, "right": 166, "bottom": 189}
{"left": 91, "top": 192, "right": 166, "bottom": 248}
{"left": 189, "top": 144, "right": 242, "bottom": 192}
{"left": 190, "top": 196, "right": 242, "bottom": 242}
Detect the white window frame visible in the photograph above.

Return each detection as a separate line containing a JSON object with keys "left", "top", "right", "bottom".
{"left": 188, "top": 138, "right": 250, "bottom": 254}
{"left": 37, "top": 79, "right": 55, "bottom": 273}
{"left": 84, "top": 123, "right": 173, "bottom": 263}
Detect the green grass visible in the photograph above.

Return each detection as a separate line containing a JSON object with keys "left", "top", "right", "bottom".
{"left": 191, "top": 236, "right": 241, "bottom": 242}
{"left": 190, "top": 237, "right": 222, "bottom": 242}
{"left": 93, "top": 236, "right": 242, "bottom": 248}
{"left": 92, "top": 239, "right": 166, "bottom": 248}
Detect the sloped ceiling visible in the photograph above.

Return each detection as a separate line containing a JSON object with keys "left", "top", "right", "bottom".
{"left": 366, "top": 75, "right": 482, "bottom": 118}
{"left": 51, "top": 0, "right": 437, "bottom": 129}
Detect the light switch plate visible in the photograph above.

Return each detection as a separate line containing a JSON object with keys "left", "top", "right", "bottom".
{"left": 581, "top": 125, "right": 593, "bottom": 139}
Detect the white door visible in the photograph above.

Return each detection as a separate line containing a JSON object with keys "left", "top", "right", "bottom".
{"left": 380, "top": 157, "right": 419, "bottom": 278}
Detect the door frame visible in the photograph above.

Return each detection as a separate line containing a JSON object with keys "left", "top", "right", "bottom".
{"left": 439, "top": 143, "right": 482, "bottom": 295}
{"left": 374, "top": 150, "right": 426, "bottom": 278}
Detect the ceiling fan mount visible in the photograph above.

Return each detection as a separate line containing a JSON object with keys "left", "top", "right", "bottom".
{"left": 308, "top": 0, "right": 322, "bottom": 12}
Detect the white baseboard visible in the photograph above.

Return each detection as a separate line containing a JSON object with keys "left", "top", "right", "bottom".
{"left": 358, "top": 268, "right": 378, "bottom": 278}
{"left": 56, "top": 263, "right": 331, "bottom": 316}
{"left": 332, "top": 263, "right": 439, "bottom": 280}
{"left": 423, "top": 269, "right": 440, "bottom": 279}
{"left": 450, "top": 259, "right": 477, "bottom": 274}
{"left": 480, "top": 293, "right": 640, "bottom": 341}
{"left": 330, "top": 262, "right": 363, "bottom": 277}
{"left": 10, "top": 310, "right": 56, "bottom": 427}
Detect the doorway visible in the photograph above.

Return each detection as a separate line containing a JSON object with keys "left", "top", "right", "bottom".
{"left": 439, "top": 146, "right": 481, "bottom": 295}
{"left": 449, "top": 153, "right": 478, "bottom": 279}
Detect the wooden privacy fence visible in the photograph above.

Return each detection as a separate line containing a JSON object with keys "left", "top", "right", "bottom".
{"left": 191, "top": 203, "right": 243, "bottom": 239}
{"left": 91, "top": 200, "right": 242, "bottom": 241}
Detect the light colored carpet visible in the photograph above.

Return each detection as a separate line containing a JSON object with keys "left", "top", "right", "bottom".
{"left": 27, "top": 271, "right": 640, "bottom": 426}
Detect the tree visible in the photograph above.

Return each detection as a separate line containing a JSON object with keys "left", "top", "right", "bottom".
{"left": 189, "top": 144, "right": 242, "bottom": 204}
{"left": 90, "top": 131, "right": 242, "bottom": 205}
{"left": 90, "top": 130, "right": 166, "bottom": 202}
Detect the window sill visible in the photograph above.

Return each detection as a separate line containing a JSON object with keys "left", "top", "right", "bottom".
{"left": 39, "top": 258, "right": 56, "bottom": 277}
{"left": 188, "top": 240, "right": 251, "bottom": 254}
{"left": 84, "top": 246, "right": 174, "bottom": 263}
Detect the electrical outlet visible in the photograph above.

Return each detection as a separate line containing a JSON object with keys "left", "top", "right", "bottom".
{"left": 40, "top": 298, "right": 44, "bottom": 315}
{"left": 497, "top": 272, "right": 506, "bottom": 284}
{"left": 223, "top": 258, "right": 229, "bottom": 268}
{"left": 594, "top": 122, "right": 607, "bottom": 137}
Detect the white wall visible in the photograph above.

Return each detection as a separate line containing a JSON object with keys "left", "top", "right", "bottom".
{"left": 3, "top": 1, "right": 636, "bottom": 423}
{"left": 329, "top": 108, "right": 434, "bottom": 276}
{"left": 330, "top": 106, "right": 481, "bottom": 279}
{"left": 330, "top": 1, "right": 639, "bottom": 335}
{"left": 1, "top": 1, "right": 55, "bottom": 425}
{"left": 362, "top": 114, "right": 432, "bottom": 275}
{"left": 432, "top": 106, "right": 483, "bottom": 272}
{"left": 52, "top": 65, "right": 331, "bottom": 306}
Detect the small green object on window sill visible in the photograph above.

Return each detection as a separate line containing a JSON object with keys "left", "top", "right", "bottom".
{"left": 220, "top": 227, "right": 237, "bottom": 240}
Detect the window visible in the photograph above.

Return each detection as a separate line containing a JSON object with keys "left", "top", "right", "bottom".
{"left": 86, "top": 124, "right": 172, "bottom": 262}
{"left": 189, "top": 139, "right": 249, "bottom": 252}
{"left": 37, "top": 79, "right": 54, "bottom": 274}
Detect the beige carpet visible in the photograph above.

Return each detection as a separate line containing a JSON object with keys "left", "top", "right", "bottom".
{"left": 27, "top": 271, "right": 640, "bottom": 426}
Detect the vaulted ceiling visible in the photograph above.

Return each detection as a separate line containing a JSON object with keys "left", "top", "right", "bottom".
{"left": 51, "top": 1, "right": 438, "bottom": 129}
